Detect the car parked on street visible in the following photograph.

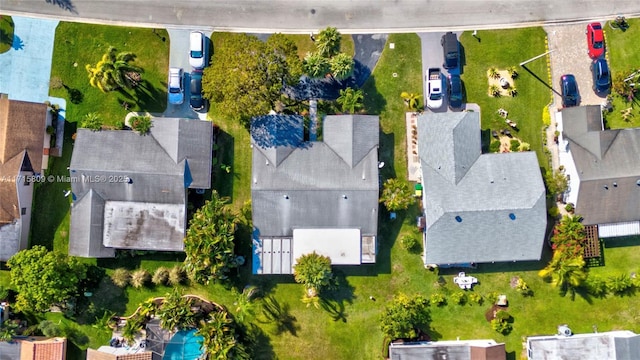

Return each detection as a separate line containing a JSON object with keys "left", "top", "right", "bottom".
{"left": 560, "top": 74, "right": 579, "bottom": 107}
{"left": 586, "top": 22, "right": 604, "bottom": 59}
{"left": 448, "top": 74, "right": 463, "bottom": 110}
{"left": 591, "top": 58, "right": 610, "bottom": 94}
{"left": 441, "top": 32, "right": 460, "bottom": 69}
{"left": 168, "top": 67, "right": 184, "bottom": 105}
{"left": 190, "top": 71, "right": 205, "bottom": 111}
{"left": 189, "top": 31, "right": 207, "bottom": 70}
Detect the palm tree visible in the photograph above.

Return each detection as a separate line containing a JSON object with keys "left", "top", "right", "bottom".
{"left": 538, "top": 251, "right": 587, "bottom": 296}
{"left": 380, "top": 178, "right": 415, "bottom": 212}
{"left": 316, "top": 27, "right": 341, "bottom": 58}
{"left": 329, "top": 53, "right": 355, "bottom": 82}
{"left": 121, "top": 317, "right": 143, "bottom": 345}
{"left": 156, "top": 289, "right": 196, "bottom": 331}
{"left": 80, "top": 112, "right": 103, "bottom": 132}
{"left": 0, "top": 321, "right": 18, "bottom": 342}
{"left": 509, "top": 87, "right": 518, "bottom": 97}
{"left": 488, "top": 84, "right": 501, "bottom": 97}
{"left": 488, "top": 67, "right": 500, "bottom": 79}
{"left": 233, "top": 286, "right": 259, "bottom": 323}
{"left": 508, "top": 66, "right": 519, "bottom": 79}
{"left": 293, "top": 252, "right": 333, "bottom": 299}
{"left": 303, "top": 52, "right": 330, "bottom": 79}
{"left": 197, "top": 311, "right": 243, "bottom": 360}
{"left": 401, "top": 92, "right": 421, "bottom": 111}
{"left": 86, "top": 46, "right": 143, "bottom": 92}
{"left": 336, "top": 87, "right": 364, "bottom": 114}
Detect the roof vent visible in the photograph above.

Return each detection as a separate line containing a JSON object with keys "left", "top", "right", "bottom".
{"left": 637, "top": 180, "right": 640, "bottom": 186}
{"left": 283, "top": 195, "right": 289, "bottom": 200}
{"left": 342, "top": 194, "right": 348, "bottom": 199}
{"left": 455, "top": 216, "right": 462, "bottom": 223}
{"left": 604, "top": 185, "right": 609, "bottom": 190}
{"left": 509, "top": 213, "right": 516, "bottom": 220}
{"left": 613, "top": 182, "right": 617, "bottom": 187}
{"left": 558, "top": 325, "right": 572, "bottom": 337}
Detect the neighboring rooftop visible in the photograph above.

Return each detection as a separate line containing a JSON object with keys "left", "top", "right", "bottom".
{"left": 418, "top": 111, "right": 546, "bottom": 265}
{"left": 561, "top": 105, "right": 640, "bottom": 225}
{"left": 0, "top": 98, "right": 47, "bottom": 174}
{"left": 0, "top": 336, "right": 67, "bottom": 360}
{"left": 68, "top": 118, "right": 213, "bottom": 257}
{"left": 389, "top": 339, "right": 506, "bottom": 360}
{"left": 526, "top": 330, "right": 640, "bottom": 360}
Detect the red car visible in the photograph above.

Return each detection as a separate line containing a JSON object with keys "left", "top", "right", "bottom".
{"left": 586, "top": 22, "right": 604, "bottom": 59}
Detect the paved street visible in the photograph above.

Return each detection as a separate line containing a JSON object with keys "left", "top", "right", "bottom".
{"left": 546, "top": 23, "right": 607, "bottom": 111}
{"left": 0, "top": 16, "right": 58, "bottom": 102}
{"left": 2, "top": 0, "right": 640, "bottom": 33}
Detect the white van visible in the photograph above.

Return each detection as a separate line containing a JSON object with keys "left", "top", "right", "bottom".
{"left": 189, "top": 31, "right": 206, "bottom": 70}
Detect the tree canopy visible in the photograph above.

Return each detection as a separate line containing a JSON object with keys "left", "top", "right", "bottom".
{"left": 202, "top": 33, "right": 302, "bottom": 128}
{"left": 183, "top": 191, "right": 238, "bottom": 284}
{"left": 293, "top": 252, "right": 333, "bottom": 298}
{"left": 7, "top": 246, "right": 88, "bottom": 312}
{"left": 85, "top": 46, "right": 142, "bottom": 92}
{"left": 336, "top": 87, "right": 364, "bottom": 114}
{"left": 380, "top": 293, "right": 430, "bottom": 339}
{"left": 380, "top": 178, "right": 416, "bottom": 212}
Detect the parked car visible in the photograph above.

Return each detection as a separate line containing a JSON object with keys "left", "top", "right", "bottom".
{"left": 189, "top": 31, "right": 206, "bottom": 69}
{"left": 441, "top": 32, "right": 460, "bottom": 69}
{"left": 560, "top": 74, "right": 579, "bottom": 108}
{"left": 168, "top": 67, "right": 184, "bottom": 105}
{"left": 426, "top": 68, "right": 443, "bottom": 109}
{"left": 448, "top": 74, "right": 463, "bottom": 109}
{"left": 190, "top": 71, "right": 204, "bottom": 111}
{"left": 586, "top": 22, "right": 604, "bottom": 59}
{"left": 591, "top": 58, "right": 610, "bottom": 94}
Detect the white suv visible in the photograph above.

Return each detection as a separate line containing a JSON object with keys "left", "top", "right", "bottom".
{"left": 189, "top": 31, "right": 206, "bottom": 70}
{"left": 168, "top": 67, "right": 184, "bottom": 105}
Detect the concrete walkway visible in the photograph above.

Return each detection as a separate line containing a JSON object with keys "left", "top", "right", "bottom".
{"left": 0, "top": 16, "right": 58, "bottom": 102}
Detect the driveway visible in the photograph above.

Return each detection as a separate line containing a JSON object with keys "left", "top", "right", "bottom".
{"left": 163, "top": 29, "right": 211, "bottom": 120}
{"left": 419, "top": 31, "right": 462, "bottom": 113}
{"left": 0, "top": 16, "right": 58, "bottom": 102}
{"left": 546, "top": 23, "right": 606, "bottom": 110}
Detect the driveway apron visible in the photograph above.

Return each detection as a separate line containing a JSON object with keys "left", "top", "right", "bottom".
{"left": 0, "top": 16, "right": 58, "bottom": 102}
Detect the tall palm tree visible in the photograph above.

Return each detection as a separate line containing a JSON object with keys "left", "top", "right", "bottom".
{"left": 329, "top": 53, "right": 355, "bottom": 82}
{"left": 303, "top": 52, "right": 330, "bottom": 79}
{"left": 86, "top": 46, "right": 143, "bottom": 92}
{"left": 336, "top": 87, "right": 364, "bottom": 114}
{"left": 233, "top": 286, "right": 259, "bottom": 323}
{"left": 316, "top": 27, "right": 341, "bottom": 58}
{"left": 538, "top": 251, "right": 587, "bottom": 296}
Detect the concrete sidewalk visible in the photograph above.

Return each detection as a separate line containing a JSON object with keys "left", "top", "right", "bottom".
{"left": 0, "top": 16, "right": 58, "bottom": 102}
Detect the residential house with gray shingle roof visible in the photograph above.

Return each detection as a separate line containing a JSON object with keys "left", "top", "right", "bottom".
{"left": 251, "top": 114, "right": 379, "bottom": 274}
{"left": 526, "top": 329, "right": 640, "bottom": 360}
{"left": 417, "top": 111, "right": 546, "bottom": 266}
{"left": 68, "top": 118, "right": 212, "bottom": 258}
{"left": 558, "top": 105, "right": 640, "bottom": 238}
{"left": 0, "top": 98, "right": 48, "bottom": 261}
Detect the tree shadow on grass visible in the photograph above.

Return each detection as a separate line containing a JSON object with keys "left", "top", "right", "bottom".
{"left": 212, "top": 129, "right": 235, "bottom": 201}
{"left": 76, "top": 277, "right": 128, "bottom": 324}
{"left": 362, "top": 74, "right": 387, "bottom": 115}
{"left": 131, "top": 80, "right": 166, "bottom": 113}
{"left": 318, "top": 269, "right": 355, "bottom": 322}
{"left": 63, "top": 85, "right": 84, "bottom": 105}
{"left": 96, "top": 252, "right": 185, "bottom": 270}
{"left": 258, "top": 295, "right": 300, "bottom": 337}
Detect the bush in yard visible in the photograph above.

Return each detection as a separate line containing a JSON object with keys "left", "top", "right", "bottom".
{"left": 380, "top": 178, "right": 415, "bottom": 212}
{"left": 130, "top": 269, "right": 150, "bottom": 288}
{"left": 80, "top": 112, "right": 102, "bottom": 131}
{"left": 429, "top": 293, "right": 446, "bottom": 307}
{"left": 0, "top": 286, "right": 8, "bottom": 301}
{"left": 468, "top": 292, "right": 484, "bottom": 305}
{"left": 584, "top": 275, "right": 608, "bottom": 298}
{"left": 489, "top": 140, "right": 501, "bottom": 153}
{"left": 451, "top": 291, "right": 467, "bottom": 305}
{"left": 607, "top": 274, "right": 635, "bottom": 296}
{"left": 380, "top": 293, "right": 430, "bottom": 340}
{"left": 168, "top": 266, "right": 185, "bottom": 286}
{"left": 542, "top": 107, "right": 551, "bottom": 127}
{"left": 401, "top": 234, "right": 422, "bottom": 254}
{"left": 516, "top": 278, "right": 534, "bottom": 297}
{"left": 485, "top": 292, "right": 499, "bottom": 305}
{"left": 130, "top": 115, "right": 152, "bottom": 135}
{"left": 152, "top": 267, "right": 170, "bottom": 285}
{"left": 293, "top": 252, "right": 333, "bottom": 300}
{"left": 491, "top": 317, "right": 513, "bottom": 335}
{"left": 111, "top": 268, "right": 130, "bottom": 288}
{"left": 510, "top": 139, "right": 520, "bottom": 152}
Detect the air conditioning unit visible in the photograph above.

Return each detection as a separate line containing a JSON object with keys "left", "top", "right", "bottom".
{"left": 558, "top": 324, "right": 572, "bottom": 337}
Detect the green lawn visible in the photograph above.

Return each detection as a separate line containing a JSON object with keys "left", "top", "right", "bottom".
{"left": 460, "top": 28, "right": 551, "bottom": 169}
{"left": 49, "top": 22, "right": 170, "bottom": 126}
{"left": 0, "top": 15, "right": 14, "bottom": 53}
{"left": 602, "top": 18, "right": 640, "bottom": 128}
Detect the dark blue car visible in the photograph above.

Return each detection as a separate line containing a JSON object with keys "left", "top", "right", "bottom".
{"left": 560, "top": 74, "right": 579, "bottom": 108}
{"left": 591, "top": 58, "right": 610, "bottom": 94}
{"left": 448, "top": 74, "right": 463, "bottom": 109}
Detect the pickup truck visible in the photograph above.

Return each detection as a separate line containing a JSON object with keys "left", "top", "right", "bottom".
{"left": 426, "top": 68, "right": 443, "bottom": 109}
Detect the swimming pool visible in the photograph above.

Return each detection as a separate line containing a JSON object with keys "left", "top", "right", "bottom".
{"left": 162, "top": 329, "right": 205, "bottom": 360}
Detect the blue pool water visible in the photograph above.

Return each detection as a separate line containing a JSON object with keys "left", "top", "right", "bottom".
{"left": 162, "top": 329, "right": 205, "bottom": 360}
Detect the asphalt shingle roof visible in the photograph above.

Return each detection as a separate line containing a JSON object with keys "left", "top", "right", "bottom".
{"left": 418, "top": 112, "right": 546, "bottom": 265}
{"left": 561, "top": 106, "right": 640, "bottom": 225}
